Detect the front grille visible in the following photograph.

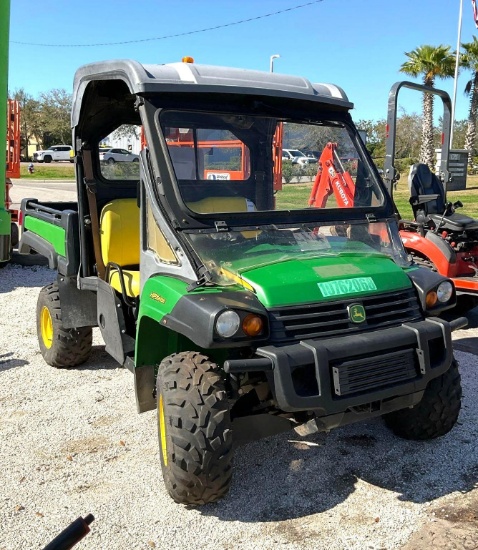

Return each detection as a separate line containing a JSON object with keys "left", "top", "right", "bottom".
{"left": 268, "top": 289, "right": 422, "bottom": 343}
{"left": 331, "top": 349, "right": 418, "bottom": 396}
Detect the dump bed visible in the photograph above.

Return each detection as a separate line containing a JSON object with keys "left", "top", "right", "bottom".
{"left": 19, "top": 199, "right": 80, "bottom": 276}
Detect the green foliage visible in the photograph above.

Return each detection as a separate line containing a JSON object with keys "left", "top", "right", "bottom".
{"left": 281, "top": 162, "right": 317, "bottom": 184}
{"left": 9, "top": 87, "right": 73, "bottom": 157}
{"left": 358, "top": 119, "right": 387, "bottom": 158}
{"left": 10, "top": 88, "right": 42, "bottom": 159}
{"left": 400, "top": 44, "right": 455, "bottom": 84}
{"left": 39, "top": 89, "right": 72, "bottom": 146}
{"left": 100, "top": 161, "right": 140, "bottom": 181}
{"left": 281, "top": 160, "right": 295, "bottom": 183}
{"left": 394, "top": 157, "right": 418, "bottom": 174}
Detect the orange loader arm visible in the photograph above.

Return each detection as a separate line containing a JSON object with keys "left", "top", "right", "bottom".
{"left": 308, "top": 142, "right": 355, "bottom": 208}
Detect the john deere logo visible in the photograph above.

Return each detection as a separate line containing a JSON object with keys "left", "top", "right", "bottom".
{"left": 348, "top": 303, "right": 366, "bottom": 324}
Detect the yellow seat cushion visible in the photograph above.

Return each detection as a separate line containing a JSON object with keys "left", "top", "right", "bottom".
{"left": 100, "top": 199, "right": 140, "bottom": 267}
{"left": 100, "top": 199, "right": 140, "bottom": 297}
{"left": 187, "top": 196, "right": 255, "bottom": 214}
{"left": 109, "top": 269, "right": 140, "bottom": 297}
{"left": 187, "top": 196, "right": 259, "bottom": 238}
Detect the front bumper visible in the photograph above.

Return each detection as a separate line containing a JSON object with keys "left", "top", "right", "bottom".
{"left": 225, "top": 318, "right": 455, "bottom": 414}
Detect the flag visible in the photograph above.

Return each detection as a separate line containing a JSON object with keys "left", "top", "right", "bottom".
{"left": 472, "top": 0, "right": 478, "bottom": 27}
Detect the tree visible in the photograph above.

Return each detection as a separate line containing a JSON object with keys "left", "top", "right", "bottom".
{"left": 357, "top": 119, "right": 387, "bottom": 158}
{"left": 400, "top": 45, "right": 455, "bottom": 168}
{"left": 460, "top": 36, "right": 478, "bottom": 164}
{"left": 9, "top": 88, "right": 42, "bottom": 159}
{"left": 38, "top": 89, "right": 72, "bottom": 146}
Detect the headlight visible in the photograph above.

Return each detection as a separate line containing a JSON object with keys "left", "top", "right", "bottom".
{"left": 215, "top": 310, "right": 240, "bottom": 338}
{"left": 437, "top": 281, "right": 453, "bottom": 303}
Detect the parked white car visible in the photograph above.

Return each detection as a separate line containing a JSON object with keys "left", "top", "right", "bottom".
{"left": 282, "top": 149, "right": 317, "bottom": 165}
{"left": 33, "top": 145, "right": 73, "bottom": 163}
{"left": 99, "top": 148, "right": 139, "bottom": 164}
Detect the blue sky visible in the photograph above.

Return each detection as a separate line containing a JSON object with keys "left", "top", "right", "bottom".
{"left": 7, "top": 0, "right": 478, "bottom": 123}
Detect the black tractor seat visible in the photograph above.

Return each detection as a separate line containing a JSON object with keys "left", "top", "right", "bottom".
{"left": 428, "top": 212, "right": 478, "bottom": 232}
{"left": 408, "top": 163, "right": 478, "bottom": 232}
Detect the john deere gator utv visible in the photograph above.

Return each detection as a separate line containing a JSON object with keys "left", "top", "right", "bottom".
{"left": 19, "top": 59, "right": 466, "bottom": 505}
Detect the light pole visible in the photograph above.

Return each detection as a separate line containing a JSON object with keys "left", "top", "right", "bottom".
{"left": 270, "top": 54, "right": 280, "bottom": 73}
{"left": 450, "top": 0, "right": 463, "bottom": 148}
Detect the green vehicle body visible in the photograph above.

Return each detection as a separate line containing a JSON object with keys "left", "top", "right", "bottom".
{"left": 0, "top": 0, "right": 11, "bottom": 263}
{"left": 18, "top": 59, "right": 466, "bottom": 503}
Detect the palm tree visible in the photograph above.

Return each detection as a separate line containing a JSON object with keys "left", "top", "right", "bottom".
{"left": 460, "top": 36, "right": 478, "bottom": 166}
{"left": 400, "top": 45, "right": 455, "bottom": 169}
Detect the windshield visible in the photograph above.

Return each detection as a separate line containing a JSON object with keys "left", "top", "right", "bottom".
{"left": 187, "top": 219, "right": 410, "bottom": 286}
{"left": 158, "top": 110, "right": 385, "bottom": 215}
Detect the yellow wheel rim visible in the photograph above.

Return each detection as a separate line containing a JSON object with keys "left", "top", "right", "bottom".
{"left": 158, "top": 395, "right": 168, "bottom": 466}
{"left": 40, "top": 306, "right": 53, "bottom": 349}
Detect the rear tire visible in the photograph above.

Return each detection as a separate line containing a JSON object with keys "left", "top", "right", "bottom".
{"left": 37, "top": 282, "right": 92, "bottom": 367}
{"left": 156, "top": 351, "right": 233, "bottom": 505}
{"left": 383, "top": 359, "right": 461, "bottom": 440}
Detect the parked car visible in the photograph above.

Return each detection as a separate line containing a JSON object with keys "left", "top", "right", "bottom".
{"left": 303, "top": 150, "right": 321, "bottom": 160}
{"left": 99, "top": 148, "right": 139, "bottom": 164}
{"left": 282, "top": 149, "right": 317, "bottom": 165}
{"left": 33, "top": 145, "right": 73, "bottom": 163}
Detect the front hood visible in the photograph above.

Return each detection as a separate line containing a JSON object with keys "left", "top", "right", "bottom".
{"left": 235, "top": 254, "right": 412, "bottom": 308}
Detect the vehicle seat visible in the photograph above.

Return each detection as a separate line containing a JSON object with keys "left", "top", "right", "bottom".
{"left": 187, "top": 196, "right": 256, "bottom": 213}
{"left": 408, "top": 163, "right": 478, "bottom": 231}
{"left": 187, "top": 196, "right": 258, "bottom": 238}
{"left": 100, "top": 199, "right": 140, "bottom": 297}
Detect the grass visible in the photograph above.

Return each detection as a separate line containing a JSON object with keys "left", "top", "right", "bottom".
{"left": 276, "top": 175, "right": 478, "bottom": 219}
{"left": 19, "top": 163, "right": 75, "bottom": 180}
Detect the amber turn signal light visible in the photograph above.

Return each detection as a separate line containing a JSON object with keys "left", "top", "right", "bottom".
{"left": 426, "top": 291, "right": 438, "bottom": 308}
{"left": 242, "top": 314, "right": 264, "bottom": 337}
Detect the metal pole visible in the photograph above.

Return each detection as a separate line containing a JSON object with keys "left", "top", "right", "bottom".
{"left": 451, "top": 0, "right": 463, "bottom": 148}
{"left": 269, "top": 54, "right": 280, "bottom": 73}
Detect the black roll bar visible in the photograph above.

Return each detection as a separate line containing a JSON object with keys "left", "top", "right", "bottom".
{"left": 383, "top": 81, "right": 452, "bottom": 196}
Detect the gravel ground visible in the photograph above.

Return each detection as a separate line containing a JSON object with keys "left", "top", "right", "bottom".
{"left": 1, "top": 262, "right": 477, "bottom": 550}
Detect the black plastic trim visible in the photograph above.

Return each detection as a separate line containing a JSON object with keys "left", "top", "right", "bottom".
{"left": 163, "top": 290, "right": 269, "bottom": 349}
{"left": 254, "top": 318, "right": 452, "bottom": 413}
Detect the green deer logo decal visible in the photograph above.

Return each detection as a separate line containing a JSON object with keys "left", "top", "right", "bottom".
{"left": 348, "top": 303, "right": 366, "bottom": 324}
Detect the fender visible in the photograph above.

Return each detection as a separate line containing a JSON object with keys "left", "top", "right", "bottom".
{"left": 400, "top": 230, "right": 457, "bottom": 277}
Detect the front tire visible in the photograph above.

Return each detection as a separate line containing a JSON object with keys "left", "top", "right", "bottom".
{"left": 37, "top": 283, "right": 92, "bottom": 367}
{"left": 43, "top": 155, "right": 52, "bottom": 163}
{"left": 383, "top": 359, "right": 462, "bottom": 440}
{"left": 156, "top": 351, "right": 233, "bottom": 505}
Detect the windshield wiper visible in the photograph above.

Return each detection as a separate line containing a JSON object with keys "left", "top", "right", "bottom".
{"left": 187, "top": 265, "right": 214, "bottom": 292}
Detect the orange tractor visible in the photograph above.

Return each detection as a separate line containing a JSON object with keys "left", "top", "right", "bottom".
{"left": 384, "top": 81, "right": 478, "bottom": 313}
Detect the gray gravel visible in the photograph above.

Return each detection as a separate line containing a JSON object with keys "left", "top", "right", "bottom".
{"left": 1, "top": 262, "right": 477, "bottom": 549}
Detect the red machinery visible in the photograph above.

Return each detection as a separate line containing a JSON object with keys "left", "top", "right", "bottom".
{"left": 4, "top": 99, "right": 20, "bottom": 251}
{"left": 384, "top": 81, "right": 478, "bottom": 312}
{"left": 308, "top": 142, "right": 355, "bottom": 208}
{"left": 6, "top": 98, "right": 20, "bottom": 179}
